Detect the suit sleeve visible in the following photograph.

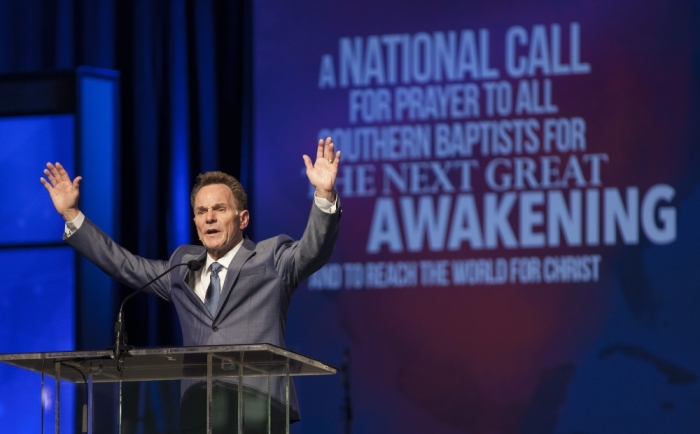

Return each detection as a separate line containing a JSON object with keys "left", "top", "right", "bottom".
{"left": 272, "top": 200, "right": 341, "bottom": 289}
{"left": 64, "top": 216, "right": 173, "bottom": 301}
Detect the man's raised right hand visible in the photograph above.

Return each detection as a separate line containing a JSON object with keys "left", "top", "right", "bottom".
{"left": 40, "top": 162, "right": 82, "bottom": 222}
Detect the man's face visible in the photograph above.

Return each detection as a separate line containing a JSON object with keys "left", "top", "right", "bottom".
{"left": 193, "top": 184, "right": 249, "bottom": 260}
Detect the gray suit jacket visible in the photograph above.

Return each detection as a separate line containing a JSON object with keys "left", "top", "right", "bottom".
{"left": 65, "top": 202, "right": 341, "bottom": 420}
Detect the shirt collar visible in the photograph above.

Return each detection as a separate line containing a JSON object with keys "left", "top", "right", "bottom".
{"left": 204, "top": 239, "right": 244, "bottom": 272}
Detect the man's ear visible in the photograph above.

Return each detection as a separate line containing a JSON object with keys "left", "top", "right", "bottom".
{"left": 239, "top": 209, "right": 250, "bottom": 230}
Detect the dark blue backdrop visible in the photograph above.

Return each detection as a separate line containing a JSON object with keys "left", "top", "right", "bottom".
{"left": 0, "top": 0, "right": 253, "bottom": 432}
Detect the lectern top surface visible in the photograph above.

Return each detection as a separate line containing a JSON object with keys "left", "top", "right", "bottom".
{"left": 0, "top": 344, "right": 336, "bottom": 383}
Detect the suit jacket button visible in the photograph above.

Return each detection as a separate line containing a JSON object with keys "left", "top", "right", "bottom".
{"left": 212, "top": 326, "right": 218, "bottom": 332}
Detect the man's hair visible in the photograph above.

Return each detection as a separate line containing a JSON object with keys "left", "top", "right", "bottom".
{"left": 190, "top": 171, "right": 248, "bottom": 211}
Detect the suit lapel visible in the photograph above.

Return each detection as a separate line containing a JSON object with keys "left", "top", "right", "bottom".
{"left": 180, "top": 250, "right": 210, "bottom": 316}
{"left": 215, "top": 237, "right": 256, "bottom": 318}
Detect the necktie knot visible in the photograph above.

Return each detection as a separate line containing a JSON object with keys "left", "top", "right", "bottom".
{"left": 211, "top": 262, "right": 223, "bottom": 275}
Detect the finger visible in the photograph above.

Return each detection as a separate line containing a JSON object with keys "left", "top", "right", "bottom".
{"left": 73, "top": 176, "right": 83, "bottom": 188}
{"left": 40, "top": 177, "right": 52, "bottom": 191}
{"left": 43, "top": 168, "right": 57, "bottom": 186}
{"left": 322, "top": 137, "right": 335, "bottom": 162}
{"left": 316, "top": 139, "right": 324, "bottom": 162}
{"left": 334, "top": 150, "right": 341, "bottom": 165}
{"left": 51, "top": 162, "right": 68, "bottom": 183}
{"left": 55, "top": 162, "right": 71, "bottom": 182}
{"left": 302, "top": 155, "right": 314, "bottom": 171}
{"left": 46, "top": 162, "right": 60, "bottom": 180}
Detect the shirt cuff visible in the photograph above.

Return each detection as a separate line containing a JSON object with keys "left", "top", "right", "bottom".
{"left": 64, "top": 212, "right": 85, "bottom": 237}
{"left": 314, "top": 193, "right": 339, "bottom": 214}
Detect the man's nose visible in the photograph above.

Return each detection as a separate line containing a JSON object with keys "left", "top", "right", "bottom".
{"left": 205, "top": 210, "right": 216, "bottom": 222}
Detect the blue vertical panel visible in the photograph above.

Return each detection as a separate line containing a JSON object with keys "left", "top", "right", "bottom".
{"left": 77, "top": 67, "right": 119, "bottom": 350}
{"left": 0, "top": 115, "right": 75, "bottom": 244}
{"left": 0, "top": 113, "right": 77, "bottom": 432}
{"left": 0, "top": 247, "right": 76, "bottom": 433}
{"left": 169, "top": 0, "right": 192, "bottom": 253}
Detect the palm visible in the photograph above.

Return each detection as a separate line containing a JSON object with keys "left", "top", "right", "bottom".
{"left": 307, "top": 159, "right": 337, "bottom": 192}
{"left": 51, "top": 179, "right": 79, "bottom": 212}
{"left": 40, "top": 162, "right": 82, "bottom": 219}
{"left": 303, "top": 137, "right": 341, "bottom": 201}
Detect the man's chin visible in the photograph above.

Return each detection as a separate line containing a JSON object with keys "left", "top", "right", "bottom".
{"left": 203, "top": 242, "right": 221, "bottom": 253}
{"left": 203, "top": 237, "right": 224, "bottom": 248}
{"left": 204, "top": 241, "right": 235, "bottom": 259}
{"left": 204, "top": 243, "right": 222, "bottom": 252}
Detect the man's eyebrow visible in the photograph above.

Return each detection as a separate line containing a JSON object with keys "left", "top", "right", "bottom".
{"left": 195, "top": 203, "right": 228, "bottom": 210}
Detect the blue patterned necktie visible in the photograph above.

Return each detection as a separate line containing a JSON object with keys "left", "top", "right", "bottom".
{"left": 205, "top": 262, "right": 223, "bottom": 317}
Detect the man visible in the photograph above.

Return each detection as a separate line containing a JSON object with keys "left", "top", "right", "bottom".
{"left": 40, "top": 138, "right": 341, "bottom": 433}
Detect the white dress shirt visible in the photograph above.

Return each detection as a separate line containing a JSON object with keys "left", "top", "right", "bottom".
{"left": 65, "top": 194, "right": 338, "bottom": 302}
{"left": 193, "top": 242, "right": 242, "bottom": 302}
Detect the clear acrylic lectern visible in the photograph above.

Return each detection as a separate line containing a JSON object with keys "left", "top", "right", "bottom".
{"left": 0, "top": 344, "right": 336, "bottom": 434}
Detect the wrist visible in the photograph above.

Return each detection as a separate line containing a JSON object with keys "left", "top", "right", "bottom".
{"left": 315, "top": 188, "right": 336, "bottom": 202}
{"left": 62, "top": 208, "right": 80, "bottom": 222}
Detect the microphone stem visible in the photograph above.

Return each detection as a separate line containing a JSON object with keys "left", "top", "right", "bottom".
{"left": 112, "top": 261, "right": 200, "bottom": 361}
{"left": 114, "top": 311, "right": 123, "bottom": 361}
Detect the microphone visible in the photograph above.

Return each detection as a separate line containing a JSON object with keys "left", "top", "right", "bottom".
{"left": 113, "top": 260, "right": 202, "bottom": 362}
